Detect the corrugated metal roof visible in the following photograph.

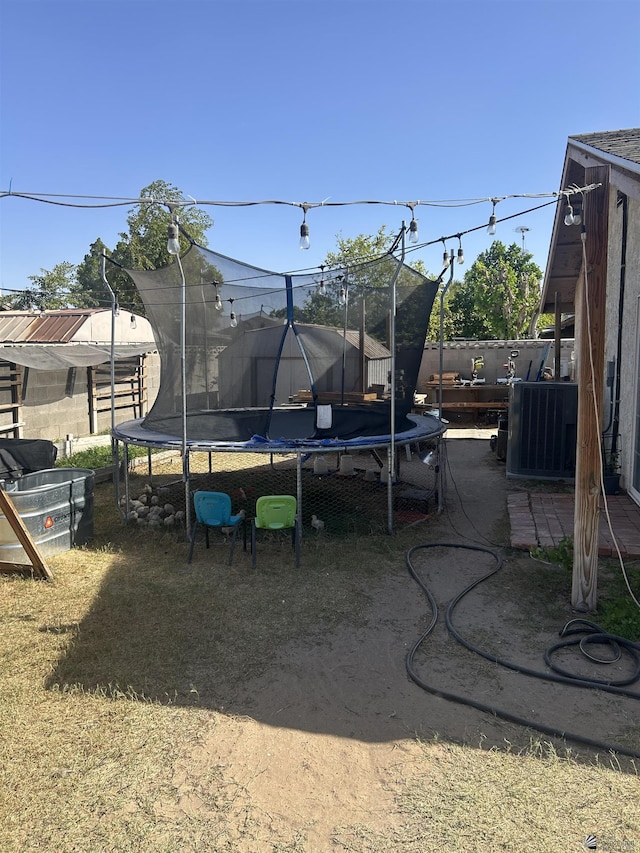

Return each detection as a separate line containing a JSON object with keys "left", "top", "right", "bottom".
{"left": 0, "top": 310, "right": 99, "bottom": 343}
{"left": 343, "top": 330, "right": 391, "bottom": 359}
{"left": 570, "top": 128, "right": 640, "bottom": 166}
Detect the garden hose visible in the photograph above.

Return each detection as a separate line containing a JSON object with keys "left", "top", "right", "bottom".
{"left": 405, "top": 542, "right": 640, "bottom": 760}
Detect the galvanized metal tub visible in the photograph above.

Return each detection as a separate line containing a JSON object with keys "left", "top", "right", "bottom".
{"left": 0, "top": 468, "right": 94, "bottom": 562}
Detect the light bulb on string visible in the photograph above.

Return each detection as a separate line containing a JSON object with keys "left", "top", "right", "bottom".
{"left": 299, "top": 205, "right": 310, "bottom": 250}
{"left": 456, "top": 236, "right": 464, "bottom": 265}
{"left": 130, "top": 314, "right": 137, "bottom": 329}
{"left": 167, "top": 220, "right": 181, "bottom": 255}
{"left": 338, "top": 276, "right": 347, "bottom": 306}
{"left": 564, "top": 202, "right": 575, "bottom": 226}
{"left": 487, "top": 199, "right": 498, "bottom": 236}
{"left": 442, "top": 242, "right": 450, "bottom": 269}
{"left": 317, "top": 265, "right": 326, "bottom": 296}
{"left": 408, "top": 217, "right": 419, "bottom": 244}
{"left": 214, "top": 290, "right": 223, "bottom": 311}
{"left": 229, "top": 299, "right": 238, "bottom": 328}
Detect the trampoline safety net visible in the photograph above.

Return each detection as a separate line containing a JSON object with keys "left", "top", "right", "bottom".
{"left": 125, "top": 243, "right": 439, "bottom": 443}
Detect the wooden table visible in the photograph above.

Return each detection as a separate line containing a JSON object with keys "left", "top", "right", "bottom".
{"left": 416, "top": 383, "right": 509, "bottom": 419}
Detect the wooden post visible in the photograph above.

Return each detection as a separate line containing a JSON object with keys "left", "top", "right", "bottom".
{"left": 572, "top": 165, "right": 610, "bottom": 611}
{"left": 0, "top": 489, "right": 53, "bottom": 580}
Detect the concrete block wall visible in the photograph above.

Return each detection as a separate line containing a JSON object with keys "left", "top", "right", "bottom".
{"left": 417, "top": 339, "right": 576, "bottom": 389}
{"left": 22, "top": 367, "right": 91, "bottom": 440}
{"left": 1, "top": 354, "right": 161, "bottom": 442}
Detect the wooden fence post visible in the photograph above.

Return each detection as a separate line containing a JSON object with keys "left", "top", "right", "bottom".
{"left": 572, "top": 165, "right": 610, "bottom": 611}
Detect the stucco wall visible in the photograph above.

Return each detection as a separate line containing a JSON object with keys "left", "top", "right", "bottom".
{"left": 605, "top": 189, "right": 640, "bottom": 493}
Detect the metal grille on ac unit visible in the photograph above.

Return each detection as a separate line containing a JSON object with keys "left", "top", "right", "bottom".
{"left": 506, "top": 382, "right": 578, "bottom": 480}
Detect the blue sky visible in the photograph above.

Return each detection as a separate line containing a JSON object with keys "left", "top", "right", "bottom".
{"left": 1, "top": 0, "right": 638, "bottom": 301}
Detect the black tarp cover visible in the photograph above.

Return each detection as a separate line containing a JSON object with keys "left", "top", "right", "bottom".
{"left": 0, "top": 439, "right": 57, "bottom": 479}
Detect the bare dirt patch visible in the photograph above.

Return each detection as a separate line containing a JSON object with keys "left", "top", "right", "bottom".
{"left": 2, "top": 431, "right": 640, "bottom": 851}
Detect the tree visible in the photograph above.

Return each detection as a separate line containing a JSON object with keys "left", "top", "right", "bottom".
{"left": 79, "top": 180, "right": 214, "bottom": 314}
{"left": 75, "top": 238, "right": 111, "bottom": 309}
{"left": 7, "top": 181, "right": 214, "bottom": 315}
{"left": 425, "top": 277, "right": 461, "bottom": 342}
{"left": 447, "top": 241, "right": 543, "bottom": 340}
{"left": 292, "top": 227, "right": 437, "bottom": 347}
{"left": 8, "top": 262, "right": 80, "bottom": 310}
{"left": 291, "top": 227, "right": 397, "bottom": 329}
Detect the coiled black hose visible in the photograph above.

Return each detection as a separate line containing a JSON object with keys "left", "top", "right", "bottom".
{"left": 405, "top": 542, "right": 640, "bottom": 760}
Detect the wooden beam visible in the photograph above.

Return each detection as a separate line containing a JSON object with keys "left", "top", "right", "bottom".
{"left": 572, "top": 165, "right": 610, "bottom": 612}
{"left": 0, "top": 489, "right": 53, "bottom": 580}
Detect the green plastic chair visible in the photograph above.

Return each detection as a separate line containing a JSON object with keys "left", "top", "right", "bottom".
{"left": 251, "top": 495, "right": 300, "bottom": 568}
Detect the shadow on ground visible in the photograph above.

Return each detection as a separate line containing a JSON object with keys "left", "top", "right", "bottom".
{"left": 46, "top": 433, "right": 640, "bottom": 764}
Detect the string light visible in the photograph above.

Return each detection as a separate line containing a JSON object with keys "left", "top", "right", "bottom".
{"left": 130, "top": 314, "right": 137, "bottom": 329}
{"left": 299, "top": 204, "right": 310, "bottom": 250}
{"left": 408, "top": 214, "right": 419, "bottom": 244}
{"left": 442, "top": 240, "right": 450, "bottom": 269}
{"left": 167, "top": 220, "right": 181, "bottom": 255}
{"left": 317, "top": 265, "right": 326, "bottom": 296}
{"left": 564, "top": 201, "right": 582, "bottom": 227}
{"left": 0, "top": 185, "right": 603, "bottom": 312}
{"left": 337, "top": 276, "right": 347, "bottom": 305}
{"left": 487, "top": 199, "right": 498, "bottom": 235}
{"left": 214, "top": 289, "right": 223, "bottom": 310}
{"left": 2, "top": 188, "right": 575, "bottom": 209}
{"left": 229, "top": 299, "right": 238, "bottom": 328}
{"left": 563, "top": 202, "right": 575, "bottom": 226}
{"left": 456, "top": 235, "right": 464, "bottom": 265}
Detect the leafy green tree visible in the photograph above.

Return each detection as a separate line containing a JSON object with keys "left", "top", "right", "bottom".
{"left": 447, "top": 241, "right": 543, "bottom": 340}
{"left": 8, "top": 181, "right": 214, "bottom": 314}
{"left": 75, "top": 238, "right": 112, "bottom": 309}
{"left": 82, "top": 180, "right": 214, "bottom": 314}
{"left": 535, "top": 312, "right": 556, "bottom": 337}
{"left": 292, "top": 227, "right": 437, "bottom": 347}
{"left": 295, "top": 227, "right": 396, "bottom": 330}
{"left": 9, "top": 262, "right": 80, "bottom": 310}
{"left": 426, "top": 276, "right": 461, "bottom": 342}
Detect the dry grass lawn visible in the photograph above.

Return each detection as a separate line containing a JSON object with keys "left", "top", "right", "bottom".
{"left": 1, "top": 454, "right": 640, "bottom": 852}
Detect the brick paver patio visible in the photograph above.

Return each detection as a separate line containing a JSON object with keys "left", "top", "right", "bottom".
{"left": 507, "top": 492, "right": 640, "bottom": 558}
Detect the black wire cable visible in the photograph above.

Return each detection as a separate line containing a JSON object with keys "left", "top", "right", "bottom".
{"left": 405, "top": 542, "right": 640, "bottom": 760}
{"left": 440, "top": 440, "right": 503, "bottom": 549}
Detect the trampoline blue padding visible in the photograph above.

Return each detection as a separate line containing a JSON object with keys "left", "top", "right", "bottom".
{"left": 112, "top": 411, "right": 446, "bottom": 454}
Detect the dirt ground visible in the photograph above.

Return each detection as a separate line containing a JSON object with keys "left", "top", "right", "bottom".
{"left": 148, "top": 429, "right": 640, "bottom": 850}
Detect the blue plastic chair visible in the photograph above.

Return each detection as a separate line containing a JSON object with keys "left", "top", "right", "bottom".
{"left": 251, "top": 495, "right": 300, "bottom": 568}
{"left": 188, "top": 491, "right": 246, "bottom": 565}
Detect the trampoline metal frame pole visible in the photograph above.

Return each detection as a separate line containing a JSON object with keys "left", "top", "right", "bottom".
{"left": 437, "top": 261, "right": 455, "bottom": 514}
{"left": 296, "top": 451, "right": 303, "bottom": 558}
{"left": 387, "top": 222, "right": 405, "bottom": 534}
{"left": 200, "top": 268, "right": 211, "bottom": 409}
{"left": 341, "top": 274, "right": 348, "bottom": 406}
{"left": 101, "top": 253, "right": 125, "bottom": 520}
{"left": 176, "top": 251, "right": 191, "bottom": 534}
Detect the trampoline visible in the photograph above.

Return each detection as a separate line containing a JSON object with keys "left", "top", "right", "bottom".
{"left": 110, "top": 232, "right": 446, "bottom": 533}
